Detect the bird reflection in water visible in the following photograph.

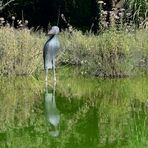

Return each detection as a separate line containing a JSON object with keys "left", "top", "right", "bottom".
{"left": 44, "top": 82, "right": 60, "bottom": 137}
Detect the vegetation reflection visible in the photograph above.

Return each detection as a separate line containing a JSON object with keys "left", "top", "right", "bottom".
{"left": 0, "top": 73, "right": 148, "bottom": 147}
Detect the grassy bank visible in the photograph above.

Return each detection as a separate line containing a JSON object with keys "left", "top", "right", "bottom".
{"left": 0, "top": 27, "right": 148, "bottom": 77}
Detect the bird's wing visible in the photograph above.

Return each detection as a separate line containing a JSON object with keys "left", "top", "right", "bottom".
{"left": 43, "top": 35, "right": 55, "bottom": 62}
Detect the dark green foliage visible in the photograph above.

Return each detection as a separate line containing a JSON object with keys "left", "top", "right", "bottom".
{"left": 1, "top": 0, "right": 147, "bottom": 31}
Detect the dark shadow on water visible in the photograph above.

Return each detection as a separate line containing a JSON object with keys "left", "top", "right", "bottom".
{"left": 44, "top": 82, "right": 60, "bottom": 137}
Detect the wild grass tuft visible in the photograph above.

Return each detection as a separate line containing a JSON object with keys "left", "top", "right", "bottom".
{"left": 125, "top": 0, "right": 148, "bottom": 25}
{"left": 0, "top": 27, "right": 45, "bottom": 76}
{"left": 0, "top": 26, "right": 148, "bottom": 77}
{"left": 60, "top": 29, "right": 148, "bottom": 77}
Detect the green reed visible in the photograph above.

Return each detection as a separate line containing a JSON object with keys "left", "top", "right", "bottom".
{"left": 125, "top": 0, "right": 148, "bottom": 24}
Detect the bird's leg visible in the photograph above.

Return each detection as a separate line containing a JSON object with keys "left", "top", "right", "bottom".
{"left": 45, "top": 68, "right": 48, "bottom": 84}
{"left": 53, "top": 79, "right": 56, "bottom": 99}
{"left": 45, "top": 81, "right": 48, "bottom": 93}
{"left": 53, "top": 66, "right": 56, "bottom": 82}
{"left": 53, "top": 59, "right": 56, "bottom": 82}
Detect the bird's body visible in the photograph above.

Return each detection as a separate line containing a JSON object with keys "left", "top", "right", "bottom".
{"left": 43, "top": 26, "right": 60, "bottom": 82}
{"left": 43, "top": 35, "right": 60, "bottom": 69}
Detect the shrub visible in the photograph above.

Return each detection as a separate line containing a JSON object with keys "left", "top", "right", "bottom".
{"left": 59, "top": 29, "right": 148, "bottom": 77}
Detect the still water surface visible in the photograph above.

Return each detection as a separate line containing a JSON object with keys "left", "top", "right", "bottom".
{"left": 0, "top": 75, "right": 148, "bottom": 148}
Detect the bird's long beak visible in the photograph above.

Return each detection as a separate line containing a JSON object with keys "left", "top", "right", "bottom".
{"left": 47, "top": 29, "right": 56, "bottom": 35}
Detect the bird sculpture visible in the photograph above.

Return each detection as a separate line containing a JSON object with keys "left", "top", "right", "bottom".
{"left": 43, "top": 26, "right": 60, "bottom": 82}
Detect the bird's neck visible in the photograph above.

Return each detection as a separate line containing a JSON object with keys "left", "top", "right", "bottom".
{"left": 48, "top": 35, "right": 55, "bottom": 41}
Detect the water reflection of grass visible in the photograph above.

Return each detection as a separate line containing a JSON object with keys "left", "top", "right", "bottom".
{"left": 56, "top": 70, "right": 148, "bottom": 147}
{"left": 0, "top": 77, "right": 43, "bottom": 131}
{"left": 0, "top": 72, "right": 148, "bottom": 147}
{"left": 57, "top": 68, "right": 148, "bottom": 102}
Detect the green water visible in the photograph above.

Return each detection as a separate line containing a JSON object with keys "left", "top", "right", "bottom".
{"left": 0, "top": 74, "right": 148, "bottom": 148}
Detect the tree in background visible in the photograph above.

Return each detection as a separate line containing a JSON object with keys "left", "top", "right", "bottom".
{"left": 0, "top": 0, "right": 147, "bottom": 31}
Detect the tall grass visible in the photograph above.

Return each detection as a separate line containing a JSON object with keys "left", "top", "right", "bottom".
{"left": 60, "top": 29, "right": 148, "bottom": 77}
{"left": 0, "top": 26, "right": 148, "bottom": 77}
{"left": 125, "top": 0, "right": 148, "bottom": 25}
{"left": 0, "top": 27, "right": 45, "bottom": 76}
